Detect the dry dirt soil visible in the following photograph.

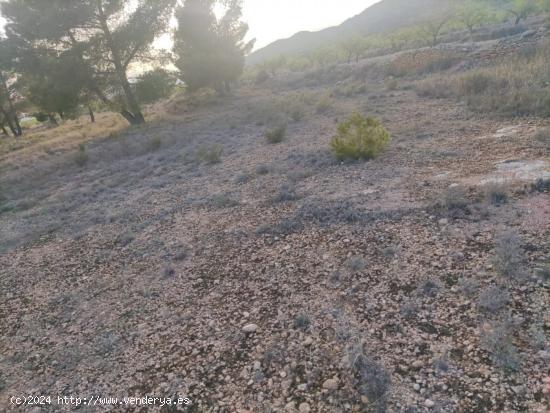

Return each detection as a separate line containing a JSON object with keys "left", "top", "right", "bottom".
{"left": 0, "top": 39, "right": 549, "bottom": 413}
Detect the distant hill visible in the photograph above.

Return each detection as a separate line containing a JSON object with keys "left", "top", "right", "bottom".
{"left": 247, "top": 0, "right": 452, "bottom": 64}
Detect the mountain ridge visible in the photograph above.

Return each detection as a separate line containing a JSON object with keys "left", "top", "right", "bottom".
{"left": 248, "top": 0, "right": 452, "bottom": 64}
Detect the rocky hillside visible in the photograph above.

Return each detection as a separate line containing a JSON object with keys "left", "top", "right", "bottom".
{"left": 0, "top": 15, "right": 549, "bottom": 413}
{"left": 248, "top": 0, "right": 451, "bottom": 64}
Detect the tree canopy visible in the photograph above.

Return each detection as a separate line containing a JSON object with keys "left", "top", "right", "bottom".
{"left": 173, "top": 0, "right": 254, "bottom": 93}
{"left": 1, "top": 0, "right": 176, "bottom": 125}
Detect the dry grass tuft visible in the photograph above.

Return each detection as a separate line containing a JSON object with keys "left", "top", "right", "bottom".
{"left": 0, "top": 112, "right": 128, "bottom": 164}
{"left": 415, "top": 42, "right": 550, "bottom": 118}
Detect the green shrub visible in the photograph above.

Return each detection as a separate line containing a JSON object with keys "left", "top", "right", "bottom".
{"left": 197, "top": 144, "right": 223, "bottom": 164}
{"left": 316, "top": 93, "right": 333, "bottom": 114}
{"left": 289, "top": 103, "right": 306, "bottom": 121}
{"left": 333, "top": 80, "right": 367, "bottom": 97}
{"left": 135, "top": 69, "right": 176, "bottom": 104}
{"left": 265, "top": 125, "right": 286, "bottom": 144}
{"left": 331, "top": 113, "right": 390, "bottom": 160}
{"left": 74, "top": 143, "right": 88, "bottom": 167}
{"left": 148, "top": 135, "right": 162, "bottom": 151}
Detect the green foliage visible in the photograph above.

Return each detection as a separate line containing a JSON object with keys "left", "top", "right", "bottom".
{"left": 148, "top": 135, "right": 162, "bottom": 151}
{"left": 540, "top": 0, "right": 550, "bottom": 12}
{"left": 21, "top": 55, "right": 83, "bottom": 119}
{"left": 332, "top": 80, "right": 367, "bottom": 97}
{"left": 1, "top": 0, "right": 176, "bottom": 125}
{"left": 74, "top": 143, "right": 89, "bottom": 167}
{"left": 331, "top": 113, "right": 390, "bottom": 161}
{"left": 341, "top": 36, "right": 367, "bottom": 63}
{"left": 135, "top": 69, "right": 176, "bottom": 104}
{"left": 498, "top": 0, "right": 540, "bottom": 24}
{"left": 420, "top": 15, "right": 452, "bottom": 46}
{"left": 265, "top": 125, "right": 286, "bottom": 144}
{"left": 197, "top": 144, "right": 223, "bottom": 164}
{"left": 173, "top": 0, "right": 253, "bottom": 93}
{"left": 456, "top": 0, "right": 494, "bottom": 35}
{"left": 316, "top": 93, "right": 333, "bottom": 114}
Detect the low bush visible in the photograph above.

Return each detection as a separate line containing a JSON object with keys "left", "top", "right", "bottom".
{"left": 316, "top": 93, "right": 333, "bottom": 114}
{"left": 415, "top": 75, "right": 455, "bottom": 99}
{"left": 331, "top": 113, "right": 390, "bottom": 161}
{"left": 333, "top": 80, "right": 367, "bottom": 97}
{"left": 348, "top": 343, "right": 392, "bottom": 413}
{"left": 436, "top": 185, "right": 470, "bottom": 219}
{"left": 265, "top": 125, "right": 286, "bottom": 144}
{"left": 74, "top": 143, "right": 89, "bottom": 167}
{"left": 197, "top": 144, "right": 223, "bottom": 164}
{"left": 147, "top": 135, "right": 162, "bottom": 152}
{"left": 208, "top": 193, "right": 240, "bottom": 208}
{"left": 271, "top": 183, "right": 299, "bottom": 203}
{"left": 255, "top": 164, "right": 271, "bottom": 175}
{"left": 484, "top": 182, "right": 508, "bottom": 206}
{"left": 493, "top": 229, "right": 524, "bottom": 280}
{"left": 387, "top": 50, "right": 464, "bottom": 78}
{"left": 480, "top": 318, "right": 520, "bottom": 371}
{"left": 293, "top": 312, "right": 312, "bottom": 331}
{"left": 345, "top": 256, "right": 366, "bottom": 272}
{"left": 415, "top": 42, "right": 550, "bottom": 118}
{"left": 478, "top": 286, "right": 509, "bottom": 313}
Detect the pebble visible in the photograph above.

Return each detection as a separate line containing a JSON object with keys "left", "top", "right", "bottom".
{"left": 413, "top": 383, "right": 421, "bottom": 391}
{"left": 412, "top": 360, "right": 423, "bottom": 369}
{"left": 299, "top": 402, "right": 311, "bottom": 413}
{"left": 425, "top": 399, "right": 435, "bottom": 408}
{"left": 322, "top": 378, "right": 339, "bottom": 390}
{"left": 242, "top": 323, "right": 258, "bottom": 333}
{"left": 284, "top": 401, "right": 295, "bottom": 412}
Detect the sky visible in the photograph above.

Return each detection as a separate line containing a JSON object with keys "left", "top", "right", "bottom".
{"left": 0, "top": 1, "right": 381, "bottom": 50}
{"left": 243, "top": 0, "right": 380, "bottom": 49}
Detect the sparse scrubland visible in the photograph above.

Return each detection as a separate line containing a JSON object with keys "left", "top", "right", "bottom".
{"left": 0, "top": 1, "right": 549, "bottom": 413}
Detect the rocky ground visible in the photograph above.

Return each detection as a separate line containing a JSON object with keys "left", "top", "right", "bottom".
{"left": 0, "top": 29, "right": 549, "bottom": 413}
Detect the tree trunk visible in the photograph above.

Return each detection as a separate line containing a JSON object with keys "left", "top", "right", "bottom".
{"left": 96, "top": 0, "right": 145, "bottom": 125}
{"left": 48, "top": 114, "right": 58, "bottom": 126}
{"left": 515, "top": 16, "right": 521, "bottom": 25}
{"left": 14, "top": 115, "right": 22, "bottom": 136}
{"left": 0, "top": 71, "right": 22, "bottom": 136}
{"left": 58, "top": 111, "right": 64, "bottom": 120}
{"left": 1, "top": 122, "right": 8, "bottom": 136}
{"left": 88, "top": 106, "right": 95, "bottom": 123}
{"left": 119, "top": 110, "right": 142, "bottom": 125}
{"left": 1, "top": 106, "right": 17, "bottom": 135}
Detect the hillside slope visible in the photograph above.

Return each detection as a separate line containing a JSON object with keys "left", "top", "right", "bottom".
{"left": 248, "top": 0, "right": 452, "bottom": 64}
